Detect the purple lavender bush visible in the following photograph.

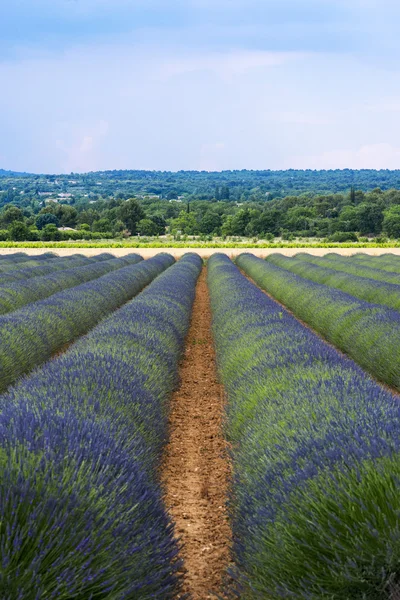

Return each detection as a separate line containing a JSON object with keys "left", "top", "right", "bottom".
{"left": 0, "top": 252, "right": 57, "bottom": 272}
{"left": 293, "top": 252, "right": 400, "bottom": 283}
{"left": 266, "top": 253, "right": 400, "bottom": 311}
{"left": 0, "top": 252, "right": 114, "bottom": 285}
{"left": 237, "top": 252, "right": 400, "bottom": 390}
{"left": 0, "top": 253, "right": 174, "bottom": 393}
{"left": 0, "top": 251, "right": 57, "bottom": 263}
{"left": 209, "top": 253, "right": 400, "bottom": 599}
{"left": 0, "top": 253, "right": 201, "bottom": 599}
{"left": 0, "top": 253, "right": 143, "bottom": 314}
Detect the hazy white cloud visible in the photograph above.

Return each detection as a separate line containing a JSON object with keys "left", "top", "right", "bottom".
{"left": 55, "top": 120, "right": 110, "bottom": 173}
{"left": 159, "top": 50, "right": 303, "bottom": 81}
{"left": 268, "top": 111, "right": 334, "bottom": 125}
{"left": 1, "top": 40, "right": 400, "bottom": 173}
{"left": 198, "top": 142, "right": 228, "bottom": 171}
{"left": 1, "top": 0, "right": 400, "bottom": 173}
{"left": 366, "top": 100, "right": 400, "bottom": 113}
{"left": 289, "top": 143, "right": 400, "bottom": 170}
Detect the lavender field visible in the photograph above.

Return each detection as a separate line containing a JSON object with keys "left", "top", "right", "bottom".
{"left": 1, "top": 251, "right": 400, "bottom": 599}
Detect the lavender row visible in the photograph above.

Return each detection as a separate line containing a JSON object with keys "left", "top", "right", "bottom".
{"left": 0, "top": 253, "right": 202, "bottom": 599}
{"left": 0, "top": 253, "right": 143, "bottom": 315}
{"left": 208, "top": 253, "right": 400, "bottom": 599}
{"left": 0, "top": 252, "right": 114, "bottom": 285}
{"left": 237, "top": 253, "right": 400, "bottom": 390}
{"left": 0, "top": 251, "right": 30, "bottom": 261}
{"left": 293, "top": 252, "right": 400, "bottom": 284}
{"left": 0, "top": 251, "right": 56, "bottom": 263}
{"left": 336, "top": 252, "right": 400, "bottom": 275}
{"left": 266, "top": 253, "right": 400, "bottom": 312}
{"left": 0, "top": 253, "right": 173, "bottom": 393}
{"left": 351, "top": 252, "right": 400, "bottom": 263}
{"left": 0, "top": 253, "right": 58, "bottom": 272}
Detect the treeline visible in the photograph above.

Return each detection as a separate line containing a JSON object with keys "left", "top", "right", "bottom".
{"left": 166, "top": 188, "right": 400, "bottom": 241}
{"left": 0, "top": 199, "right": 157, "bottom": 241}
{"left": 217, "top": 187, "right": 400, "bottom": 241}
{"left": 2, "top": 187, "right": 400, "bottom": 241}
{"left": 3, "top": 169, "right": 400, "bottom": 208}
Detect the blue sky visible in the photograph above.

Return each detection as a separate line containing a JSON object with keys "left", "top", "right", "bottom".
{"left": 1, "top": 0, "right": 400, "bottom": 173}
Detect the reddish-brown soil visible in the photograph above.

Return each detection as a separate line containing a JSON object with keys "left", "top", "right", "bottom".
{"left": 51, "top": 342, "right": 72, "bottom": 359}
{"left": 162, "top": 266, "right": 231, "bottom": 599}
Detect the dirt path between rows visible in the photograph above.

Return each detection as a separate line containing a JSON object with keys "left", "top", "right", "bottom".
{"left": 162, "top": 266, "right": 231, "bottom": 599}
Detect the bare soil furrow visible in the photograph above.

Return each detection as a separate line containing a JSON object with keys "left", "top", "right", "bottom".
{"left": 162, "top": 266, "right": 231, "bottom": 599}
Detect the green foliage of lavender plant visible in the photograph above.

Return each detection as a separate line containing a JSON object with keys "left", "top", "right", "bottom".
{"left": 0, "top": 254, "right": 174, "bottom": 393}
{"left": 0, "top": 252, "right": 57, "bottom": 263}
{"left": 262, "top": 457, "right": 400, "bottom": 599}
{"left": 237, "top": 253, "right": 400, "bottom": 390}
{"left": 0, "top": 254, "right": 57, "bottom": 272}
{"left": 266, "top": 253, "right": 400, "bottom": 312}
{"left": 0, "top": 252, "right": 114, "bottom": 284}
{"left": 0, "top": 253, "right": 202, "bottom": 599}
{"left": 0, "top": 253, "right": 143, "bottom": 314}
{"left": 293, "top": 253, "right": 400, "bottom": 283}
{"left": 208, "top": 254, "right": 400, "bottom": 599}
{"left": 324, "top": 252, "right": 400, "bottom": 275}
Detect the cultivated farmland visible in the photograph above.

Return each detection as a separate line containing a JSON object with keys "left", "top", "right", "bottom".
{"left": 1, "top": 250, "right": 400, "bottom": 599}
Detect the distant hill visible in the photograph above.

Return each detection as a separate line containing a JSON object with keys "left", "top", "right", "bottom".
{"left": 2, "top": 168, "right": 400, "bottom": 199}
{"left": 0, "top": 169, "right": 31, "bottom": 177}
{"left": 2, "top": 168, "right": 400, "bottom": 241}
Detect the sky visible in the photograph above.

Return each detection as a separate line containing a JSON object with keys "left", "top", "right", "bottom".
{"left": 1, "top": 0, "right": 400, "bottom": 173}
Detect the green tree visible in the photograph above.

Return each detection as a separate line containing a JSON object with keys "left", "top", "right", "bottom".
{"left": 137, "top": 219, "right": 159, "bottom": 236}
{"left": 36, "top": 213, "right": 59, "bottom": 230}
{"left": 199, "top": 211, "right": 222, "bottom": 234}
{"left": 58, "top": 205, "right": 78, "bottom": 228}
{"left": 150, "top": 215, "right": 166, "bottom": 235}
{"left": 283, "top": 207, "right": 315, "bottom": 232}
{"left": 1, "top": 205, "right": 24, "bottom": 226}
{"left": 170, "top": 211, "right": 199, "bottom": 235}
{"left": 111, "top": 220, "right": 125, "bottom": 235}
{"left": 230, "top": 208, "right": 251, "bottom": 236}
{"left": 27, "top": 228, "right": 40, "bottom": 241}
{"left": 337, "top": 206, "right": 358, "bottom": 232}
{"left": 250, "top": 209, "right": 281, "bottom": 236}
{"left": 118, "top": 198, "right": 145, "bottom": 235}
{"left": 384, "top": 189, "right": 400, "bottom": 206}
{"left": 77, "top": 209, "right": 99, "bottom": 227}
{"left": 8, "top": 221, "right": 29, "bottom": 241}
{"left": 220, "top": 185, "right": 230, "bottom": 200}
{"left": 41, "top": 204, "right": 77, "bottom": 228}
{"left": 383, "top": 206, "right": 400, "bottom": 238}
{"left": 40, "top": 224, "right": 62, "bottom": 241}
{"left": 356, "top": 203, "right": 384, "bottom": 235}
{"left": 92, "top": 218, "right": 112, "bottom": 233}
{"left": 221, "top": 215, "right": 234, "bottom": 236}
